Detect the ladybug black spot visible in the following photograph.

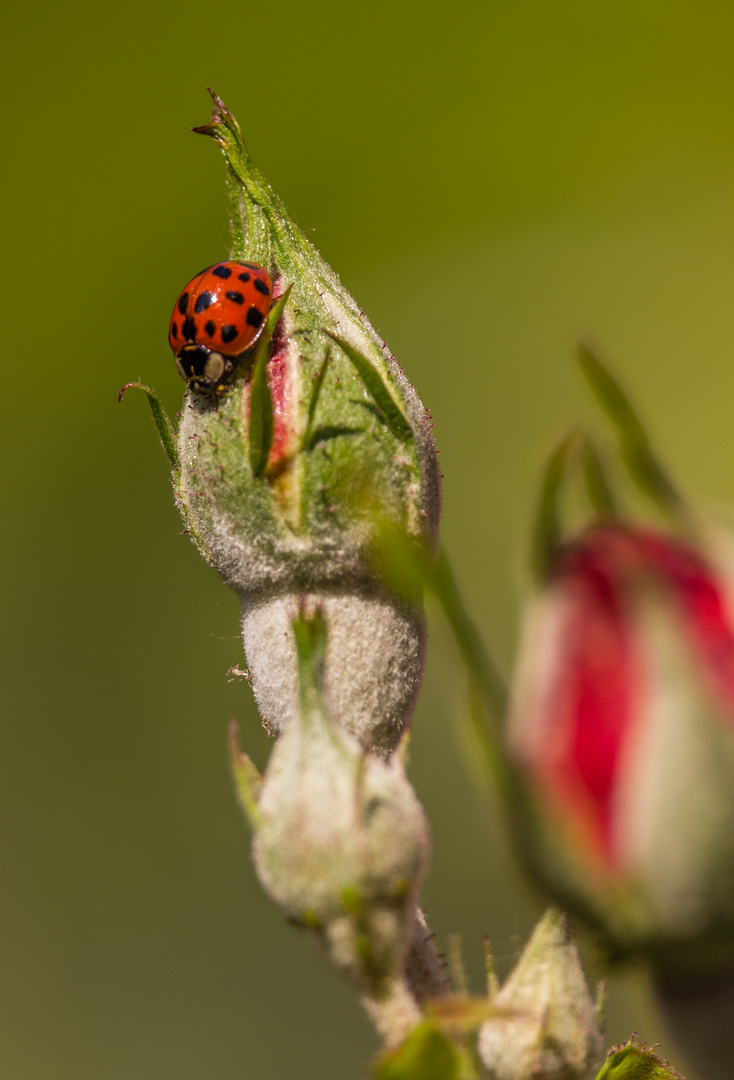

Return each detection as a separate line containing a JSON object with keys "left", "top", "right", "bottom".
{"left": 221, "top": 325, "right": 238, "bottom": 344}
{"left": 238, "top": 272, "right": 251, "bottom": 283}
{"left": 211, "top": 265, "right": 232, "bottom": 279}
{"left": 171, "top": 321, "right": 179, "bottom": 340}
{"left": 194, "top": 291, "right": 215, "bottom": 313}
{"left": 177, "top": 292, "right": 189, "bottom": 315}
{"left": 246, "top": 306, "right": 265, "bottom": 328}
{"left": 254, "top": 277, "right": 270, "bottom": 295}
{"left": 225, "top": 290, "right": 245, "bottom": 305}
{"left": 205, "top": 320, "right": 216, "bottom": 338}
{"left": 182, "top": 317, "right": 196, "bottom": 340}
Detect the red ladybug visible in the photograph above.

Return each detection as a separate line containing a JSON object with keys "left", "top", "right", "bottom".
{"left": 169, "top": 261, "right": 273, "bottom": 392}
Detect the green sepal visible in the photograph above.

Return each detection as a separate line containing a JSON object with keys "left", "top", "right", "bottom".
{"left": 325, "top": 333, "right": 414, "bottom": 443}
{"left": 373, "top": 1020, "right": 478, "bottom": 1080}
{"left": 482, "top": 935, "right": 500, "bottom": 999}
{"left": 248, "top": 287, "right": 293, "bottom": 478}
{"left": 369, "top": 522, "right": 433, "bottom": 606}
{"left": 292, "top": 605, "right": 327, "bottom": 713}
{"left": 228, "top": 721, "right": 262, "bottom": 831}
{"left": 577, "top": 343, "right": 686, "bottom": 521}
{"left": 594, "top": 1039, "right": 683, "bottom": 1080}
{"left": 118, "top": 382, "right": 178, "bottom": 469}
{"left": 301, "top": 347, "right": 332, "bottom": 450}
{"left": 531, "top": 430, "right": 577, "bottom": 583}
{"left": 193, "top": 88, "right": 274, "bottom": 266}
{"left": 579, "top": 434, "right": 620, "bottom": 520}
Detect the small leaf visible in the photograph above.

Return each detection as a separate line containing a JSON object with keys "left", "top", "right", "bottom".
{"left": 301, "top": 347, "right": 332, "bottom": 450}
{"left": 594, "top": 1038, "right": 683, "bottom": 1080}
{"left": 325, "top": 333, "right": 414, "bottom": 443}
{"left": 577, "top": 343, "right": 685, "bottom": 520}
{"left": 118, "top": 382, "right": 178, "bottom": 469}
{"left": 228, "top": 721, "right": 262, "bottom": 830}
{"left": 579, "top": 434, "right": 620, "bottom": 520}
{"left": 373, "top": 1021, "right": 473, "bottom": 1080}
{"left": 248, "top": 288, "right": 292, "bottom": 477}
{"left": 482, "top": 935, "right": 500, "bottom": 1000}
{"left": 531, "top": 431, "right": 577, "bottom": 583}
{"left": 192, "top": 89, "right": 276, "bottom": 266}
{"left": 292, "top": 605, "right": 328, "bottom": 712}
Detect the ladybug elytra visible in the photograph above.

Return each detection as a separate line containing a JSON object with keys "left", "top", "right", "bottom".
{"left": 169, "top": 261, "right": 274, "bottom": 392}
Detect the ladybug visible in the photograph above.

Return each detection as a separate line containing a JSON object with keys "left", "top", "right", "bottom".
{"left": 169, "top": 261, "right": 274, "bottom": 392}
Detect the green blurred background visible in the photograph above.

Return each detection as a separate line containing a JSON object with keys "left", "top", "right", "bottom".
{"left": 4, "top": 1, "right": 734, "bottom": 1076}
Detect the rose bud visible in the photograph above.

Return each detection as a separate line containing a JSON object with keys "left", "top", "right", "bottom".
{"left": 232, "top": 608, "right": 431, "bottom": 1028}
{"left": 172, "top": 91, "right": 441, "bottom": 756}
{"left": 508, "top": 519, "right": 734, "bottom": 974}
{"left": 478, "top": 909, "right": 604, "bottom": 1080}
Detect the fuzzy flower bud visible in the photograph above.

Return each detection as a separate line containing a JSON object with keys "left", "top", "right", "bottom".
{"left": 478, "top": 909, "right": 604, "bottom": 1080}
{"left": 234, "top": 609, "right": 430, "bottom": 997}
{"left": 508, "top": 521, "right": 734, "bottom": 972}
{"left": 175, "top": 93, "right": 440, "bottom": 754}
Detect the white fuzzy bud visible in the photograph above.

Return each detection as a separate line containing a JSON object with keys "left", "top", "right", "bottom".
{"left": 478, "top": 910, "right": 604, "bottom": 1080}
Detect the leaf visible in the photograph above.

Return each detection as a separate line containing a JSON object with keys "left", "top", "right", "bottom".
{"left": 192, "top": 88, "right": 279, "bottom": 267}
{"left": 579, "top": 434, "right": 620, "bottom": 520}
{"left": 301, "top": 347, "right": 332, "bottom": 450}
{"left": 373, "top": 1022, "right": 473, "bottom": 1080}
{"left": 228, "top": 721, "right": 262, "bottom": 831}
{"left": 531, "top": 431, "right": 577, "bottom": 583}
{"left": 325, "top": 333, "right": 413, "bottom": 443}
{"left": 118, "top": 382, "right": 178, "bottom": 469}
{"left": 577, "top": 343, "right": 685, "bottom": 520}
{"left": 248, "top": 288, "right": 292, "bottom": 477}
{"left": 292, "top": 605, "right": 328, "bottom": 712}
{"left": 594, "top": 1039, "right": 684, "bottom": 1080}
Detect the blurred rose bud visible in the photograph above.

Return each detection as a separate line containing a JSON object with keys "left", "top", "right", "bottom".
{"left": 233, "top": 609, "right": 431, "bottom": 1000}
{"left": 478, "top": 909, "right": 604, "bottom": 1080}
{"left": 508, "top": 521, "right": 734, "bottom": 972}
{"left": 175, "top": 93, "right": 440, "bottom": 756}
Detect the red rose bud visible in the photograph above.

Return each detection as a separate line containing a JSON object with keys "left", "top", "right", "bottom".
{"left": 175, "top": 93, "right": 441, "bottom": 755}
{"left": 508, "top": 522, "right": 734, "bottom": 971}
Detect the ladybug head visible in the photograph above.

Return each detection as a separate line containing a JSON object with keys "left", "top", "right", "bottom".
{"left": 175, "top": 344, "right": 233, "bottom": 393}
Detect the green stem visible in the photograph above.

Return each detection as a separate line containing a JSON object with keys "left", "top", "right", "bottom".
{"left": 428, "top": 550, "right": 513, "bottom": 800}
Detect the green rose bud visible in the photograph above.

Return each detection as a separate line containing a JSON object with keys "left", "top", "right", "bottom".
{"left": 175, "top": 92, "right": 441, "bottom": 755}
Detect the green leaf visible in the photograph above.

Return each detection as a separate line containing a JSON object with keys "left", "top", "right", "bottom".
{"left": 577, "top": 343, "right": 685, "bottom": 520}
{"left": 579, "top": 434, "right": 620, "bottom": 520}
{"left": 228, "top": 721, "right": 262, "bottom": 831}
{"left": 594, "top": 1039, "right": 683, "bottom": 1080}
{"left": 248, "top": 288, "right": 292, "bottom": 477}
{"left": 373, "top": 1022, "right": 474, "bottom": 1080}
{"left": 531, "top": 431, "right": 577, "bottom": 583}
{"left": 193, "top": 88, "right": 274, "bottom": 266}
{"left": 118, "top": 382, "right": 178, "bottom": 469}
{"left": 301, "top": 347, "right": 332, "bottom": 450}
{"left": 292, "top": 605, "right": 328, "bottom": 712}
{"left": 325, "top": 333, "right": 414, "bottom": 443}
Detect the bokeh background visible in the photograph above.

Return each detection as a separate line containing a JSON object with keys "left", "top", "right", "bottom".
{"left": 4, "top": 1, "right": 734, "bottom": 1076}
